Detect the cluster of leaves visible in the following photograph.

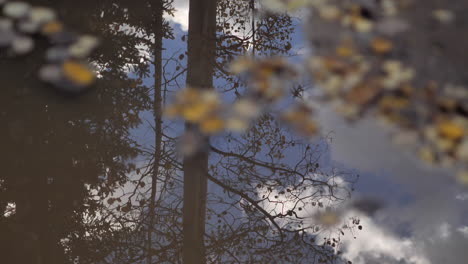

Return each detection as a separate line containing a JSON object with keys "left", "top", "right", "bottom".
{"left": 165, "top": 56, "right": 318, "bottom": 142}
{"left": 261, "top": 0, "right": 468, "bottom": 185}
{"left": 0, "top": 1, "right": 367, "bottom": 264}
{"left": 161, "top": 56, "right": 362, "bottom": 264}
{"left": 0, "top": 0, "right": 100, "bottom": 92}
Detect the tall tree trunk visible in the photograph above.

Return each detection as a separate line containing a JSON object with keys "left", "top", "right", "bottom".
{"left": 183, "top": 0, "right": 216, "bottom": 263}
{"left": 147, "top": 1, "right": 164, "bottom": 263}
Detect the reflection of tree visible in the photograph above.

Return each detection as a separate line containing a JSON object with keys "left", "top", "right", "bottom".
{"left": 215, "top": 0, "right": 295, "bottom": 93}
{"left": 114, "top": 2, "right": 355, "bottom": 264}
{"left": 182, "top": 0, "right": 217, "bottom": 263}
{"left": 0, "top": 0, "right": 154, "bottom": 263}
{"left": 0, "top": 1, "right": 359, "bottom": 264}
{"left": 99, "top": 0, "right": 357, "bottom": 264}
{"left": 217, "top": 0, "right": 294, "bottom": 57}
{"left": 205, "top": 114, "right": 356, "bottom": 263}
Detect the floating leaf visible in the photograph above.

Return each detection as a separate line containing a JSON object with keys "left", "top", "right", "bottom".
{"left": 336, "top": 45, "right": 354, "bottom": 57}
{"left": 11, "top": 35, "right": 34, "bottom": 55}
{"left": 38, "top": 64, "right": 61, "bottom": 82}
{"left": 319, "top": 5, "right": 341, "bottom": 21}
{"left": 163, "top": 105, "right": 180, "bottom": 118}
{"left": 0, "top": 18, "right": 13, "bottom": 31}
{"left": 3, "top": 1, "right": 30, "bottom": 19}
{"left": 437, "top": 121, "right": 464, "bottom": 141}
{"left": 226, "top": 117, "right": 249, "bottom": 132}
{"left": 346, "top": 81, "right": 380, "bottom": 105}
{"left": 371, "top": 37, "right": 393, "bottom": 54}
{"left": 457, "top": 171, "right": 468, "bottom": 186}
{"left": 17, "top": 20, "right": 40, "bottom": 33}
{"left": 41, "top": 21, "right": 63, "bottom": 35}
{"left": 433, "top": 9, "right": 455, "bottom": 24}
{"left": 233, "top": 99, "right": 260, "bottom": 119}
{"left": 353, "top": 17, "right": 373, "bottom": 33}
{"left": 182, "top": 103, "right": 212, "bottom": 122}
{"left": 316, "top": 211, "right": 341, "bottom": 227}
{"left": 69, "top": 35, "right": 99, "bottom": 58}
{"left": 456, "top": 139, "right": 468, "bottom": 162}
{"left": 62, "top": 60, "right": 95, "bottom": 86}
{"left": 200, "top": 117, "right": 224, "bottom": 134}
{"left": 419, "top": 147, "right": 436, "bottom": 164}
{"left": 29, "top": 7, "right": 56, "bottom": 24}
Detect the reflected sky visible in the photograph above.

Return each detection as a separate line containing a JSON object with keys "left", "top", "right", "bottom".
{"left": 1, "top": 0, "right": 467, "bottom": 264}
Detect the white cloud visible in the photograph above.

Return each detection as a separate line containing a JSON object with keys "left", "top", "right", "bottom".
{"left": 164, "top": 0, "right": 189, "bottom": 31}
{"left": 459, "top": 226, "right": 468, "bottom": 237}
{"left": 309, "top": 105, "right": 468, "bottom": 264}
{"left": 254, "top": 175, "right": 432, "bottom": 264}
{"left": 341, "top": 212, "right": 429, "bottom": 264}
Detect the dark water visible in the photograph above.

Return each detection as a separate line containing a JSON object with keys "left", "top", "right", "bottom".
{"left": 2, "top": 0, "right": 467, "bottom": 264}
{"left": 0, "top": 1, "right": 351, "bottom": 263}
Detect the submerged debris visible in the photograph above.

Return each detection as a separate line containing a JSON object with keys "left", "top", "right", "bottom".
{"left": 164, "top": 56, "right": 318, "bottom": 155}
{"left": 282, "top": 102, "right": 318, "bottom": 136}
{"left": 3, "top": 1, "right": 30, "bottom": 19}
{"left": 165, "top": 57, "right": 314, "bottom": 140}
{"left": 11, "top": 34, "right": 33, "bottom": 54}
{"left": 230, "top": 56, "right": 297, "bottom": 102}
{"left": 306, "top": 0, "right": 468, "bottom": 182}
{"left": 432, "top": 9, "right": 455, "bottom": 24}
{"left": 0, "top": 0, "right": 99, "bottom": 93}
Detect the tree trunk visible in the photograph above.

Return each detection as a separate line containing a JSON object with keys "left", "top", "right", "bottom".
{"left": 183, "top": 0, "right": 216, "bottom": 263}
{"left": 147, "top": 1, "right": 164, "bottom": 263}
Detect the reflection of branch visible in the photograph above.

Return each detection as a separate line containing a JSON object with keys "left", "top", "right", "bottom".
{"left": 210, "top": 145, "right": 330, "bottom": 189}
{"left": 206, "top": 173, "right": 284, "bottom": 242}
{"left": 210, "top": 145, "right": 299, "bottom": 176}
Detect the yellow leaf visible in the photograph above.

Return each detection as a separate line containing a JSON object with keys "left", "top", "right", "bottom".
{"left": 456, "top": 170, "right": 468, "bottom": 186}
{"left": 42, "top": 21, "right": 63, "bottom": 35}
{"left": 317, "top": 211, "right": 341, "bottom": 226}
{"left": 286, "top": 0, "right": 309, "bottom": 11}
{"left": 229, "top": 57, "right": 252, "bottom": 74}
{"left": 233, "top": 99, "right": 260, "bottom": 119}
{"left": 456, "top": 139, "right": 468, "bottom": 161}
{"left": 200, "top": 90, "right": 220, "bottom": 106}
{"left": 371, "top": 37, "right": 393, "bottom": 54}
{"left": 177, "top": 87, "right": 199, "bottom": 103}
{"left": 346, "top": 81, "right": 380, "bottom": 105}
{"left": 419, "top": 147, "right": 435, "bottom": 164}
{"left": 383, "top": 60, "right": 401, "bottom": 74}
{"left": 301, "top": 121, "right": 318, "bottom": 135}
{"left": 437, "top": 121, "right": 464, "bottom": 140}
{"left": 163, "top": 105, "right": 180, "bottom": 118}
{"left": 336, "top": 45, "right": 354, "bottom": 57}
{"left": 433, "top": 9, "right": 455, "bottom": 24}
{"left": 62, "top": 61, "right": 95, "bottom": 85}
{"left": 319, "top": 5, "right": 341, "bottom": 21}
{"left": 283, "top": 109, "right": 307, "bottom": 123}
{"left": 182, "top": 103, "right": 211, "bottom": 122}
{"left": 354, "top": 18, "right": 373, "bottom": 33}
{"left": 379, "top": 96, "right": 409, "bottom": 110}
{"left": 200, "top": 117, "right": 224, "bottom": 134}
{"left": 226, "top": 117, "right": 249, "bottom": 132}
